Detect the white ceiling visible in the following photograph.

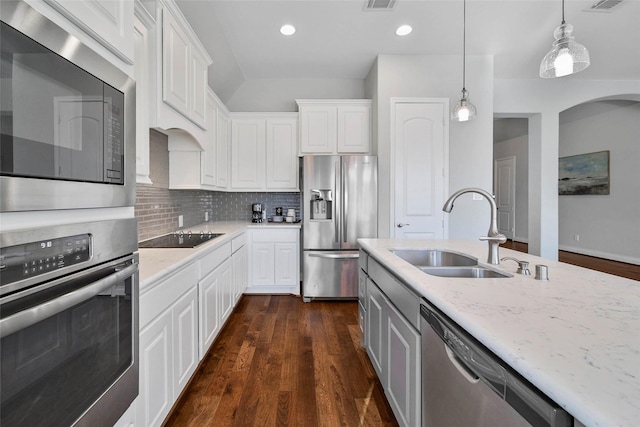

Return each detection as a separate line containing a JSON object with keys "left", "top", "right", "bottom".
{"left": 175, "top": 0, "right": 640, "bottom": 102}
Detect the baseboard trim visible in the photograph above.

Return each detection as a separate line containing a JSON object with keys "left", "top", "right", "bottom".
{"left": 558, "top": 245, "right": 640, "bottom": 266}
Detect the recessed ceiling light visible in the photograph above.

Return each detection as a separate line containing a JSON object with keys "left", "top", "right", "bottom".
{"left": 280, "top": 24, "right": 296, "bottom": 36}
{"left": 396, "top": 25, "right": 412, "bottom": 36}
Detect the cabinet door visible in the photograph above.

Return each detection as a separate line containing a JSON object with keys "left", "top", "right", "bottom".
{"left": 219, "top": 258, "right": 234, "bottom": 324}
{"left": 266, "top": 118, "right": 298, "bottom": 190}
{"left": 138, "top": 310, "right": 173, "bottom": 427}
{"left": 45, "top": 0, "right": 134, "bottom": 64}
{"left": 337, "top": 104, "right": 370, "bottom": 153}
{"left": 172, "top": 288, "right": 198, "bottom": 395}
{"left": 366, "top": 279, "right": 386, "bottom": 383}
{"left": 251, "top": 242, "right": 275, "bottom": 286}
{"left": 274, "top": 242, "right": 299, "bottom": 288}
{"left": 216, "top": 109, "right": 230, "bottom": 188}
{"left": 231, "top": 119, "right": 266, "bottom": 189}
{"left": 358, "top": 270, "right": 368, "bottom": 347}
{"left": 386, "top": 302, "right": 421, "bottom": 427}
{"left": 134, "top": 15, "right": 152, "bottom": 184}
{"left": 299, "top": 106, "right": 336, "bottom": 153}
{"left": 201, "top": 94, "right": 218, "bottom": 187}
{"left": 233, "top": 245, "right": 248, "bottom": 303}
{"left": 190, "top": 47, "right": 208, "bottom": 128}
{"left": 162, "top": 9, "right": 190, "bottom": 116}
{"left": 198, "top": 268, "right": 220, "bottom": 358}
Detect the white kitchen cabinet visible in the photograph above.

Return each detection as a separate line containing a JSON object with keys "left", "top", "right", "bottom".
{"left": 138, "top": 309, "right": 173, "bottom": 427}
{"left": 37, "top": 0, "right": 134, "bottom": 66}
{"left": 247, "top": 227, "right": 300, "bottom": 294}
{"left": 232, "top": 234, "right": 248, "bottom": 303}
{"left": 216, "top": 105, "right": 231, "bottom": 189}
{"left": 231, "top": 117, "right": 266, "bottom": 190}
{"left": 161, "top": 4, "right": 210, "bottom": 129}
{"left": 201, "top": 91, "right": 219, "bottom": 187}
{"left": 230, "top": 114, "right": 298, "bottom": 191}
{"left": 134, "top": 8, "right": 155, "bottom": 184}
{"left": 219, "top": 258, "right": 234, "bottom": 327}
{"left": 297, "top": 100, "right": 371, "bottom": 154}
{"left": 172, "top": 287, "right": 199, "bottom": 394}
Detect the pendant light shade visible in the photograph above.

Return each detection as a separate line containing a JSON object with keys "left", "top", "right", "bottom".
{"left": 539, "top": 0, "right": 590, "bottom": 78}
{"left": 452, "top": 0, "right": 476, "bottom": 122}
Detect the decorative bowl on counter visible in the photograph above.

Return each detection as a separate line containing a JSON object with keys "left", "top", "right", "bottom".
{"left": 272, "top": 216, "right": 283, "bottom": 222}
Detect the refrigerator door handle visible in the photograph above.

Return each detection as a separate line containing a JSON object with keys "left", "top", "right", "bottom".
{"left": 308, "top": 252, "right": 360, "bottom": 260}
{"left": 334, "top": 160, "right": 341, "bottom": 244}
{"left": 342, "top": 160, "right": 348, "bottom": 243}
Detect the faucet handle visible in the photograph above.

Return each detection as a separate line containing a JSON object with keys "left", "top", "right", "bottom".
{"left": 500, "top": 256, "right": 531, "bottom": 275}
{"left": 479, "top": 234, "right": 507, "bottom": 244}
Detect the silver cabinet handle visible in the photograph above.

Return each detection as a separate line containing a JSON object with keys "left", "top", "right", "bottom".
{"left": 397, "top": 223, "right": 410, "bottom": 228}
{"left": 0, "top": 263, "right": 138, "bottom": 339}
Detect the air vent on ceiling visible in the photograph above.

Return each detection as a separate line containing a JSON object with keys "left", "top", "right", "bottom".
{"left": 585, "top": 0, "right": 624, "bottom": 12}
{"left": 364, "top": 0, "right": 397, "bottom": 11}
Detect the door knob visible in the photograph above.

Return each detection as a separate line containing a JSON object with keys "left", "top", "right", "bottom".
{"left": 397, "top": 223, "right": 410, "bottom": 228}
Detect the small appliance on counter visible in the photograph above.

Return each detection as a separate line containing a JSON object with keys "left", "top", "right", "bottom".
{"left": 252, "top": 203, "right": 264, "bottom": 223}
{"left": 286, "top": 209, "right": 296, "bottom": 222}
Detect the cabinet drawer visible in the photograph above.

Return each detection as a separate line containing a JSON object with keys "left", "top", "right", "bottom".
{"left": 200, "top": 242, "right": 232, "bottom": 277}
{"left": 250, "top": 228, "right": 299, "bottom": 243}
{"left": 232, "top": 233, "right": 246, "bottom": 253}
{"left": 140, "top": 266, "right": 197, "bottom": 329}
{"left": 368, "top": 258, "right": 420, "bottom": 330}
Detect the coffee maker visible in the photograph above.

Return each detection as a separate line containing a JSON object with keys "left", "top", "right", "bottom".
{"left": 251, "top": 203, "right": 263, "bottom": 223}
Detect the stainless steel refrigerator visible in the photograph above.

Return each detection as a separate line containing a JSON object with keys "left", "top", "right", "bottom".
{"left": 302, "top": 155, "right": 377, "bottom": 300}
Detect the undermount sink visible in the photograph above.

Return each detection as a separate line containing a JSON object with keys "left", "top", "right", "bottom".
{"left": 389, "top": 249, "right": 478, "bottom": 267}
{"left": 389, "top": 248, "right": 511, "bottom": 279}
{"left": 420, "top": 266, "right": 512, "bottom": 279}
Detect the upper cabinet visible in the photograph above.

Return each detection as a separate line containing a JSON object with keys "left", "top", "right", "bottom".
{"left": 297, "top": 99, "right": 372, "bottom": 154}
{"left": 161, "top": 1, "right": 211, "bottom": 130}
{"left": 230, "top": 114, "right": 299, "bottom": 192}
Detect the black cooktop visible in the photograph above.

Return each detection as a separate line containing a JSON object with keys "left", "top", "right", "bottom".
{"left": 138, "top": 232, "right": 224, "bottom": 249}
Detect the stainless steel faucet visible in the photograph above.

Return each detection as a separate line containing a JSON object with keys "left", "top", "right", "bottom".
{"left": 442, "top": 188, "right": 507, "bottom": 265}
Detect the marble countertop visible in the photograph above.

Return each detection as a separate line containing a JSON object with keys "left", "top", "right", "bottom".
{"left": 358, "top": 238, "right": 640, "bottom": 427}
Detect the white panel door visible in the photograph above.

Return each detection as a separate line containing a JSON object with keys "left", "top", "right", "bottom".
{"left": 231, "top": 119, "right": 266, "bottom": 189}
{"left": 266, "top": 118, "right": 298, "bottom": 190}
{"left": 274, "top": 242, "right": 299, "bottom": 287}
{"left": 393, "top": 100, "right": 447, "bottom": 239}
{"left": 172, "top": 288, "right": 198, "bottom": 395}
{"left": 495, "top": 156, "right": 516, "bottom": 239}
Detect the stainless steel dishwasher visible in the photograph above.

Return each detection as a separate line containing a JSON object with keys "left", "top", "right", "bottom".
{"left": 420, "top": 300, "right": 572, "bottom": 427}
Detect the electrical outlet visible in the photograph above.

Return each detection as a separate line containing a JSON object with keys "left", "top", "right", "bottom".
{"left": 472, "top": 193, "right": 483, "bottom": 201}
{"left": 178, "top": 215, "right": 183, "bottom": 228}
{"left": 574, "top": 234, "right": 580, "bottom": 242}
{"left": 205, "top": 212, "right": 209, "bottom": 222}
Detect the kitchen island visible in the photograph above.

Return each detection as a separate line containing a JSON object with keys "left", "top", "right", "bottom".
{"left": 358, "top": 238, "right": 640, "bottom": 427}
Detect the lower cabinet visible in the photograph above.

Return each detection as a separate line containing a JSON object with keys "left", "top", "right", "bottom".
{"left": 246, "top": 227, "right": 300, "bottom": 294}
{"left": 364, "top": 261, "right": 421, "bottom": 427}
{"left": 138, "top": 237, "right": 241, "bottom": 427}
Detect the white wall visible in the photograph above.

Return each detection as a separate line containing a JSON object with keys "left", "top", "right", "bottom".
{"left": 494, "top": 78, "right": 640, "bottom": 259}
{"left": 371, "top": 54, "right": 494, "bottom": 239}
{"left": 493, "top": 131, "right": 529, "bottom": 243}
{"left": 558, "top": 100, "right": 640, "bottom": 264}
{"left": 223, "top": 78, "right": 366, "bottom": 112}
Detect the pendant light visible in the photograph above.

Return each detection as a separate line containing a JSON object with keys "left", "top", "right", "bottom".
{"left": 539, "top": 0, "right": 590, "bottom": 78}
{"left": 452, "top": 0, "right": 476, "bottom": 122}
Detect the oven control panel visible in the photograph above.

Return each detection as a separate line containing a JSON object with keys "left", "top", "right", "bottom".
{"left": 0, "top": 234, "right": 91, "bottom": 286}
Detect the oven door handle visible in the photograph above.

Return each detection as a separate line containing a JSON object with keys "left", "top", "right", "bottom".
{"left": 0, "top": 263, "right": 138, "bottom": 339}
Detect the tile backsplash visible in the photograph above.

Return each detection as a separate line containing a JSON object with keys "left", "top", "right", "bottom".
{"left": 135, "top": 129, "right": 300, "bottom": 242}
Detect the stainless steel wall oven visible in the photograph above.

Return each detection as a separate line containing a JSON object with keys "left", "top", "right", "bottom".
{"left": 0, "top": 1, "right": 136, "bottom": 212}
{"left": 0, "top": 219, "right": 139, "bottom": 427}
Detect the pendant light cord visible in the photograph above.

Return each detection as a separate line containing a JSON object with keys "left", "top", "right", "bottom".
{"left": 462, "top": 0, "right": 467, "bottom": 91}
{"left": 561, "top": 0, "right": 566, "bottom": 24}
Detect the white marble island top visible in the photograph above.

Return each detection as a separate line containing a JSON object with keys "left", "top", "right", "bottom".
{"left": 358, "top": 238, "right": 640, "bottom": 427}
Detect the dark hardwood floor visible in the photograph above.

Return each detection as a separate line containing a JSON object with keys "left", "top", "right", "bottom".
{"left": 501, "top": 240, "right": 640, "bottom": 282}
{"left": 164, "top": 295, "right": 399, "bottom": 427}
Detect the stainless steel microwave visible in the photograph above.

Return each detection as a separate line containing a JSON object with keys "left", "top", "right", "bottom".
{"left": 0, "top": 1, "right": 135, "bottom": 212}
